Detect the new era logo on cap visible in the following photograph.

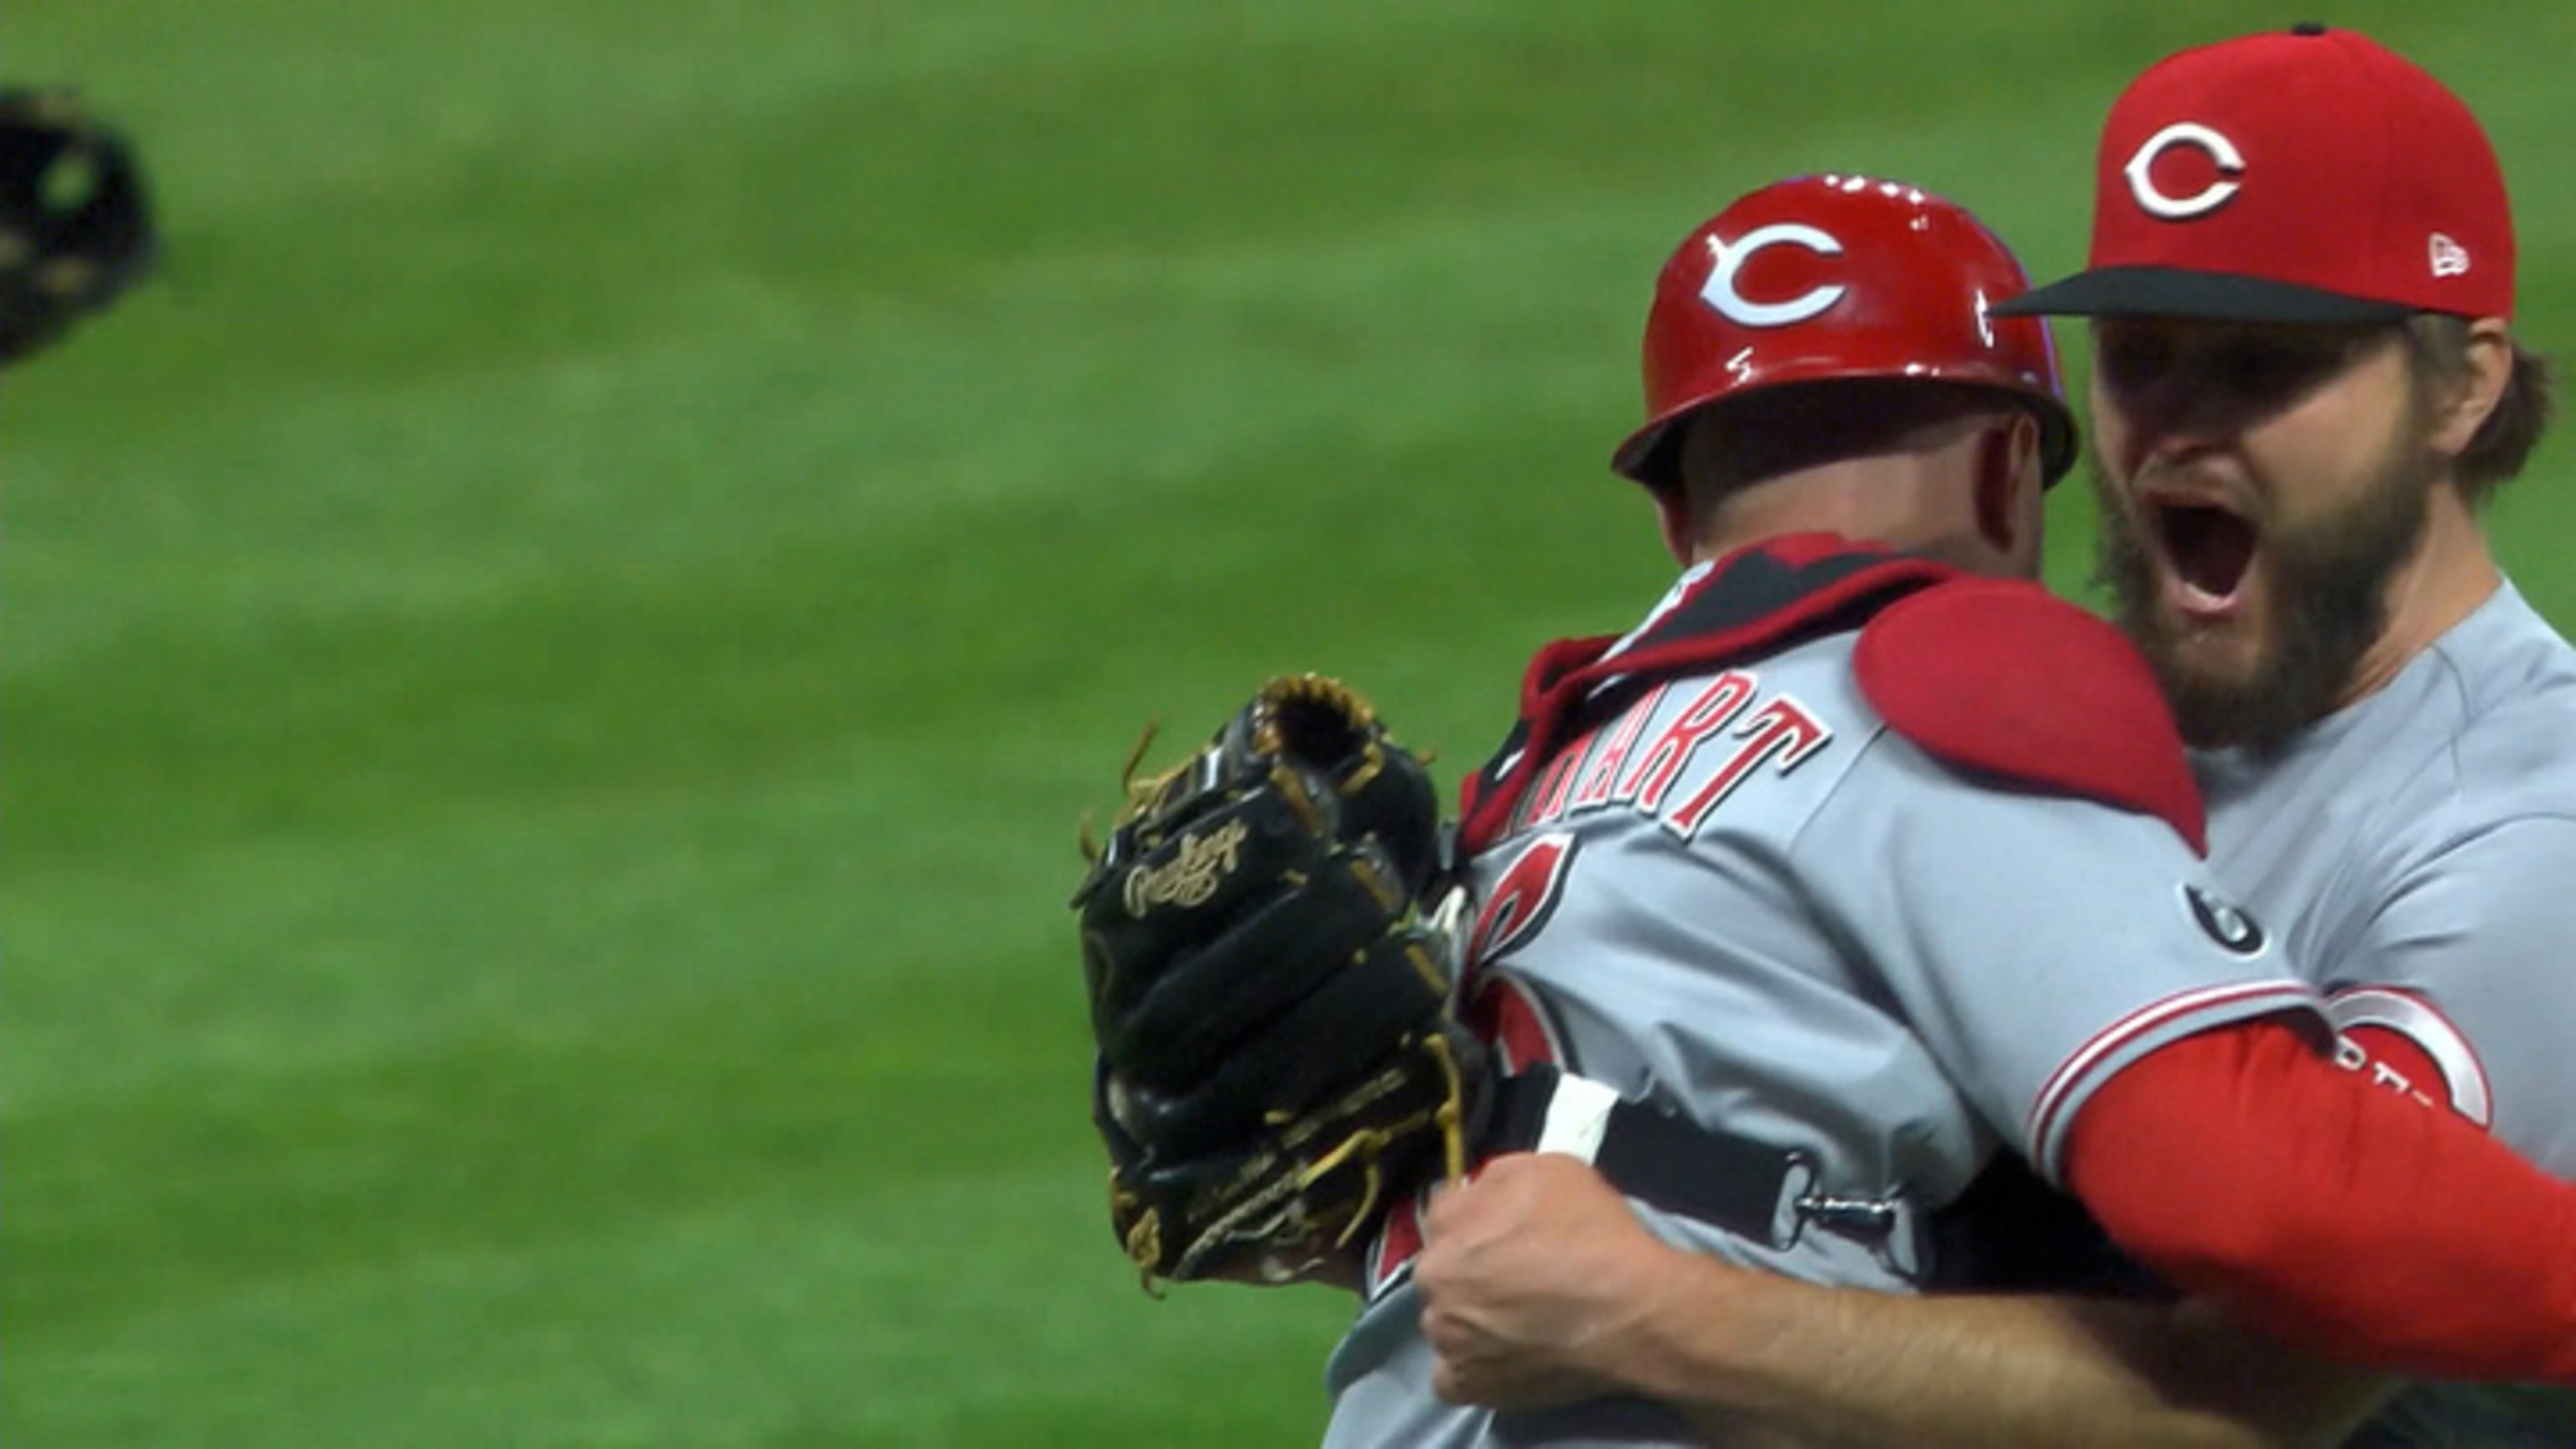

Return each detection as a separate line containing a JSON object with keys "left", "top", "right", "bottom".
{"left": 1997, "top": 24, "right": 2516, "bottom": 323}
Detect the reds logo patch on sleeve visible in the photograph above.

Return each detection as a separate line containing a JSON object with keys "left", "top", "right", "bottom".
{"left": 2326, "top": 986, "right": 2494, "bottom": 1127}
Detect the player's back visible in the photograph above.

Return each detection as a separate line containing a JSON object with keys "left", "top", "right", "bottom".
{"left": 1458, "top": 618, "right": 2010, "bottom": 1263}
{"left": 1323, "top": 541, "right": 2326, "bottom": 1449}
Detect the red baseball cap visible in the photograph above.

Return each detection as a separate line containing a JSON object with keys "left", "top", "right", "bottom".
{"left": 1997, "top": 24, "right": 2514, "bottom": 323}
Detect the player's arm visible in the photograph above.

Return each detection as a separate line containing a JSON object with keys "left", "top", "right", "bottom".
{"left": 1426, "top": 1001, "right": 2576, "bottom": 1438}
{"left": 2054, "top": 1015, "right": 2576, "bottom": 1384}
{"left": 1848, "top": 584, "right": 2576, "bottom": 1377}
{"left": 1419, "top": 1006, "right": 2576, "bottom": 1445}
{"left": 1418, "top": 1152, "right": 2393, "bottom": 1449}
{"left": 1638, "top": 1273, "right": 2393, "bottom": 1449}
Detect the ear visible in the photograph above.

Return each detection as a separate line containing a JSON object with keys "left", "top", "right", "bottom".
{"left": 2428, "top": 317, "right": 2515, "bottom": 460}
{"left": 1971, "top": 410, "right": 2046, "bottom": 574}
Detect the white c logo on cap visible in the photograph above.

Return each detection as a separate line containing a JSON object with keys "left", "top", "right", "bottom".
{"left": 2124, "top": 122, "right": 2246, "bottom": 221}
{"left": 1701, "top": 223, "right": 1846, "bottom": 328}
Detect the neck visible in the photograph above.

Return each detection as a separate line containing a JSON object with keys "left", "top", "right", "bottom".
{"left": 1684, "top": 460, "right": 1934, "bottom": 568}
{"left": 2338, "top": 483, "right": 2500, "bottom": 708}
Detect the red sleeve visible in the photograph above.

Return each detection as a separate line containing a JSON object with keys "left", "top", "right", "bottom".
{"left": 2064, "top": 1018, "right": 2576, "bottom": 1383}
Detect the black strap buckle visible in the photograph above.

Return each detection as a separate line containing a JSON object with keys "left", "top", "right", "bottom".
{"left": 1775, "top": 1151, "right": 1927, "bottom": 1279}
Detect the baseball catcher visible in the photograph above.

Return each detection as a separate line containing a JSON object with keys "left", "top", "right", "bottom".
{"left": 1072, "top": 674, "right": 1483, "bottom": 1290}
{"left": 0, "top": 87, "right": 156, "bottom": 365}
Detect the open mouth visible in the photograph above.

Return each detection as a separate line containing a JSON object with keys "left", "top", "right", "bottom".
{"left": 2152, "top": 499, "right": 2259, "bottom": 607}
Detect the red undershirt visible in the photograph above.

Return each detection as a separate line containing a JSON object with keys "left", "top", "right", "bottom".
{"left": 2065, "top": 1018, "right": 2576, "bottom": 1383}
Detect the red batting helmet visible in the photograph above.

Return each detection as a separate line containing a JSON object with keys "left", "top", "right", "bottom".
{"left": 1612, "top": 174, "right": 2078, "bottom": 489}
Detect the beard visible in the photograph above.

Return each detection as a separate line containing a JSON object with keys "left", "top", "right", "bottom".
{"left": 2092, "top": 432, "right": 2438, "bottom": 756}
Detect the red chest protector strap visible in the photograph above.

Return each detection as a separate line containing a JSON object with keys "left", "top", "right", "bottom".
{"left": 1459, "top": 534, "right": 1955, "bottom": 854}
{"left": 1853, "top": 579, "right": 2205, "bottom": 853}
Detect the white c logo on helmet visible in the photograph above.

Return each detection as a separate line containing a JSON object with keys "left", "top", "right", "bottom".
{"left": 1701, "top": 223, "right": 1846, "bottom": 328}
{"left": 2124, "top": 122, "right": 2246, "bottom": 221}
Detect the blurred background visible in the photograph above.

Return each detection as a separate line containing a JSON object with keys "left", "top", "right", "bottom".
{"left": 8, "top": 3, "right": 2573, "bottom": 1445}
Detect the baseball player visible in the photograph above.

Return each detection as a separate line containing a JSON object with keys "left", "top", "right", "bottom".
{"left": 1410, "top": 27, "right": 2576, "bottom": 1449}
{"left": 1315, "top": 166, "right": 2576, "bottom": 1449}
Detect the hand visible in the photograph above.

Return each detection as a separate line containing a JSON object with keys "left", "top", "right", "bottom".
{"left": 1414, "top": 1152, "right": 1683, "bottom": 1410}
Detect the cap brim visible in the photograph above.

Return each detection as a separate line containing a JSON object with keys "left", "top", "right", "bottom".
{"left": 1992, "top": 266, "right": 2416, "bottom": 323}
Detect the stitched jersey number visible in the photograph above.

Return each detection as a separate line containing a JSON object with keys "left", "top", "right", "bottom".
{"left": 1462, "top": 831, "right": 1576, "bottom": 1073}
{"left": 1467, "top": 831, "right": 1578, "bottom": 966}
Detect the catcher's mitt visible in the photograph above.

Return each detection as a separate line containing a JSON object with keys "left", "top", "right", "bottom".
{"left": 1072, "top": 674, "right": 1484, "bottom": 1289}
{"left": 0, "top": 88, "right": 156, "bottom": 366}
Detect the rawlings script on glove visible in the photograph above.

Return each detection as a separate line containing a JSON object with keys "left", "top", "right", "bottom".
{"left": 1072, "top": 674, "right": 1484, "bottom": 1291}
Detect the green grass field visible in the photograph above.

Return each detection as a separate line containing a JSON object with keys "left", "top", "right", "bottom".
{"left": 10, "top": 3, "right": 2576, "bottom": 1445}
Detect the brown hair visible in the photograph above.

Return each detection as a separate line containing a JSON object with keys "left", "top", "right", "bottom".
{"left": 2407, "top": 314, "right": 2556, "bottom": 501}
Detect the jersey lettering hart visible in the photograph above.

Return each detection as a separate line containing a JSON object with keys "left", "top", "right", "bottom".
{"left": 1322, "top": 538, "right": 2328, "bottom": 1449}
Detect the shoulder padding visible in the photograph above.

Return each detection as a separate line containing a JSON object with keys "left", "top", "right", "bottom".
{"left": 1854, "top": 579, "right": 2206, "bottom": 854}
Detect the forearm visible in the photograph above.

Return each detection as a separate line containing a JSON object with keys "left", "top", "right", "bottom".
{"left": 1611, "top": 1264, "right": 2392, "bottom": 1449}
{"left": 1414, "top": 1154, "right": 2392, "bottom": 1443}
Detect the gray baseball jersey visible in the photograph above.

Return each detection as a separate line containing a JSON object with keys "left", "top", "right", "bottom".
{"left": 1321, "top": 542, "right": 2329, "bottom": 1449}
{"left": 2190, "top": 581, "right": 2576, "bottom": 1449}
